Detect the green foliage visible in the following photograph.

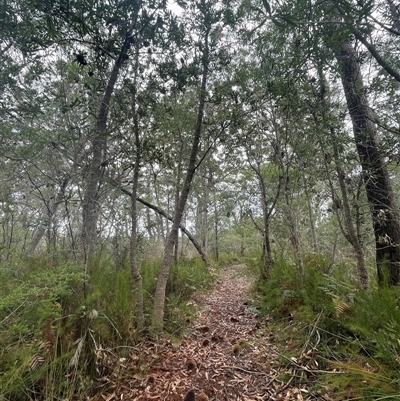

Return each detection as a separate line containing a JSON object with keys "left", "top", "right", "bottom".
{"left": 346, "top": 287, "right": 400, "bottom": 369}
{"left": 139, "top": 258, "right": 162, "bottom": 311}
{"left": 164, "top": 257, "right": 211, "bottom": 335}
{"left": 0, "top": 254, "right": 212, "bottom": 399}
{"left": 0, "top": 257, "right": 87, "bottom": 400}
{"left": 255, "top": 252, "right": 400, "bottom": 399}
{"left": 215, "top": 252, "right": 242, "bottom": 266}
{"left": 256, "top": 253, "right": 336, "bottom": 321}
{"left": 0, "top": 258, "right": 84, "bottom": 336}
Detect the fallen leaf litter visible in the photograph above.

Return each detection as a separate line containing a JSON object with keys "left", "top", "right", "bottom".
{"left": 92, "top": 264, "right": 331, "bottom": 401}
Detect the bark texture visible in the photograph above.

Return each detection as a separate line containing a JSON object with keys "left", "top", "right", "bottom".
{"left": 336, "top": 40, "right": 400, "bottom": 285}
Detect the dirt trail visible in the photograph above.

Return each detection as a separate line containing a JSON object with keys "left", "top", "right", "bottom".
{"left": 111, "top": 264, "right": 299, "bottom": 400}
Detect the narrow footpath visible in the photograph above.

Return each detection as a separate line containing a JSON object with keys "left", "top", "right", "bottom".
{"left": 111, "top": 264, "right": 307, "bottom": 400}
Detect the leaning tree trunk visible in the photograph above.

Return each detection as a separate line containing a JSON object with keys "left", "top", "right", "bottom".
{"left": 152, "top": 26, "right": 210, "bottom": 332}
{"left": 112, "top": 182, "right": 209, "bottom": 265}
{"left": 336, "top": 40, "right": 400, "bottom": 285}
{"left": 81, "top": 15, "right": 137, "bottom": 266}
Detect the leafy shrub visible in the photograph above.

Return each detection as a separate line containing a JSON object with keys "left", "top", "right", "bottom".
{"left": 216, "top": 252, "right": 241, "bottom": 266}
{"left": 164, "top": 257, "right": 211, "bottom": 335}
{"left": 345, "top": 287, "right": 400, "bottom": 369}
{"left": 254, "top": 252, "right": 400, "bottom": 399}
{"left": 0, "top": 253, "right": 212, "bottom": 400}
{"left": 0, "top": 259, "right": 86, "bottom": 400}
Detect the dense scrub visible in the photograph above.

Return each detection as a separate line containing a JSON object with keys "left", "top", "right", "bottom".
{"left": 0, "top": 255, "right": 212, "bottom": 400}
{"left": 253, "top": 253, "right": 400, "bottom": 400}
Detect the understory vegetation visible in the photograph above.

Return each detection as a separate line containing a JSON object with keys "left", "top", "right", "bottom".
{"left": 252, "top": 255, "right": 400, "bottom": 400}
{"left": 0, "top": 253, "right": 212, "bottom": 400}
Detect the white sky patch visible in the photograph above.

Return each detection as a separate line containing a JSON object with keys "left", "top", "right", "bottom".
{"left": 168, "top": 0, "right": 183, "bottom": 16}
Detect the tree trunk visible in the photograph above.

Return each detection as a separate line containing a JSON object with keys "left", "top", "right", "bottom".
{"left": 81, "top": 27, "right": 134, "bottom": 265}
{"left": 259, "top": 171, "right": 274, "bottom": 276}
{"left": 173, "top": 155, "right": 182, "bottom": 263}
{"left": 129, "top": 43, "right": 144, "bottom": 332}
{"left": 314, "top": 65, "right": 368, "bottom": 288}
{"left": 152, "top": 25, "right": 210, "bottom": 332}
{"left": 303, "top": 176, "right": 318, "bottom": 252}
{"left": 320, "top": 130, "right": 369, "bottom": 289}
{"left": 332, "top": 128, "right": 369, "bottom": 289}
{"left": 336, "top": 40, "right": 400, "bottom": 285}
{"left": 213, "top": 191, "right": 219, "bottom": 261}
{"left": 334, "top": 4, "right": 400, "bottom": 83}
{"left": 284, "top": 182, "right": 304, "bottom": 277}
{"left": 196, "top": 173, "right": 210, "bottom": 258}
{"left": 28, "top": 177, "right": 69, "bottom": 254}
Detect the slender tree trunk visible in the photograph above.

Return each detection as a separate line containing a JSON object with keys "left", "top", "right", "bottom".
{"left": 303, "top": 176, "right": 318, "bottom": 252}
{"left": 81, "top": 29, "right": 133, "bottom": 265}
{"left": 196, "top": 176, "right": 209, "bottom": 257}
{"left": 246, "top": 153, "right": 283, "bottom": 277}
{"left": 259, "top": 172, "right": 274, "bottom": 276}
{"left": 284, "top": 183, "right": 304, "bottom": 277}
{"left": 129, "top": 44, "right": 144, "bottom": 332}
{"left": 314, "top": 65, "right": 368, "bottom": 288}
{"left": 28, "top": 177, "right": 69, "bottom": 254}
{"left": 320, "top": 129, "right": 369, "bottom": 289}
{"left": 332, "top": 128, "right": 369, "bottom": 289}
{"left": 336, "top": 40, "right": 400, "bottom": 286}
{"left": 150, "top": 167, "right": 165, "bottom": 240}
{"left": 138, "top": 196, "right": 209, "bottom": 264}
{"left": 152, "top": 26, "right": 210, "bottom": 332}
{"left": 276, "top": 146, "right": 303, "bottom": 275}
{"left": 214, "top": 193, "right": 219, "bottom": 261}
{"left": 173, "top": 156, "right": 182, "bottom": 263}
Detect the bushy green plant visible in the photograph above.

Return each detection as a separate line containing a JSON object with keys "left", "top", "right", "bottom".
{"left": 139, "top": 257, "right": 162, "bottom": 318}
{"left": 256, "top": 255, "right": 297, "bottom": 315}
{"left": 167, "top": 257, "right": 210, "bottom": 294}
{"left": 344, "top": 287, "right": 400, "bottom": 369}
{"left": 254, "top": 252, "right": 400, "bottom": 399}
{"left": 0, "top": 259, "right": 87, "bottom": 400}
{"left": 256, "top": 253, "right": 358, "bottom": 322}
{"left": 215, "top": 252, "right": 241, "bottom": 266}
{"left": 0, "top": 252, "right": 213, "bottom": 399}
{"left": 164, "top": 257, "right": 211, "bottom": 335}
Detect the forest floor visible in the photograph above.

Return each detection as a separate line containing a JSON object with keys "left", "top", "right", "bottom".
{"left": 98, "top": 264, "right": 323, "bottom": 401}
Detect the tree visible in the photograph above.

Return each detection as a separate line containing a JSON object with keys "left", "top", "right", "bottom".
{"left": 152, "top": 0, "right": 224, "bottom": 331}
{"left": 257, "top": 0, "right": 400, "bottom": 285}
{"left": 335, "top": 37, "right": 400, "bottom": 285}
